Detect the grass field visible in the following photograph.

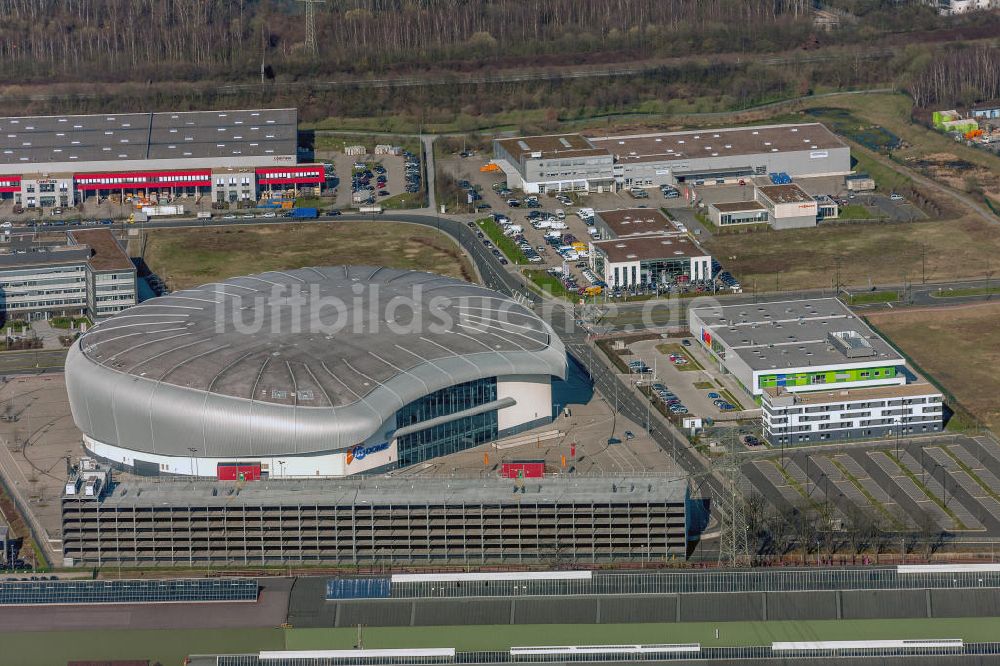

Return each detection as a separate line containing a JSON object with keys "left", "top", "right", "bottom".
{"left": 866, "top": 303, "right": 1000, "bottom": 434}
{"left": 380, "top": 191, "right": 426, "bottom": 209}
{"left": 285, "top": 618, "right": 1000, "bottom": 651}
{"left": 846, "top": 290, "right": 899, "bottom": 305}
{"left": 703, "top": 217, "right": 1000, "bottom": 292}
{"left": 8, "top": 616, "right": 1000, "bottom": 664}
{"left": 2, "top": 627, "right": 284, "bottom": 666}
{"left": 838, "top": 204, "right": 875, "bottom": 220}
{"left": 139, "top": 222, "right": 475, "bottom": 290}
{"left": 476, "top": 218, "right": 528, "bottom": 265}
{"left": 696, "top": 91, "right": 1000, "bottom": 292}
{"left": 524, "top": 269, "right": 571, "bottom": 299}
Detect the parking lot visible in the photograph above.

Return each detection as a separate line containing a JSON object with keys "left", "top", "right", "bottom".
{"left": 332, "top": 150, "right": 421, "bottom": 210}
{"left": 744, "top": 433, "right": 1000, "bottom": 536}
{"left": 613, "top": 335, "right": 758, "bottom": 424}
{"left": 446, "top": 155, "right": 733, "bottom": 299}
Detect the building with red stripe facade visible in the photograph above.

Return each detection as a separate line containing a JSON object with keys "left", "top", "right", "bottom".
{"left": 0, "top": 108, "right": 325, "bottom": 208}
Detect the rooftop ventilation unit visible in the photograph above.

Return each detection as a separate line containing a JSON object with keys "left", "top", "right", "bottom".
{"left": 827, "top": 330, "right": 876, "bottom": 358}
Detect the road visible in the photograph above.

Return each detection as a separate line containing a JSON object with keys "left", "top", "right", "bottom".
{"left": 421, "top": 135, "right": 438, "bottom": 212}
{"left": 0, "top": 349, "right": 67, "bottom": 375}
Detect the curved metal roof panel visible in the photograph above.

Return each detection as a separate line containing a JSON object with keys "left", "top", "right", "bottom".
{"left": 66, "top": 266, "right": 567, "bottom": 458}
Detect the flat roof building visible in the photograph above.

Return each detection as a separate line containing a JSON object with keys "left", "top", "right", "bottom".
{"left": 0, "top": 108, "right": 325, "bottom": 208}
{"left": 590, "top": 236, "right": 712, "bottom": 288}
{"left": 754, "top": 183, "right": 819, "bottom": 229}
{"left": 0, "top": 228, "right": 136, "bottom": 319}
{"left": 707, "top": 201, "right": 769, "bottom": 228}
{"left": 762, "top": 383, "right": 944, "bottom": 445}
{"left": 592, "top": 208, "right": 681, "bottom": 239}
{"left": 689, "top": 298, "right": 906, "bottom": 398}
{"left": 493, "top": 123, "right": 851, "bottom": 195}
{"left": 61, "top": 473, "right": 689, "bottom": 566}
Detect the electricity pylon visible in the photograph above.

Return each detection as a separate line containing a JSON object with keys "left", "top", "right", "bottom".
{"left": 298, "top": 0, "right": 326, "bottom": 57}
{"left": 715, "top": 427, "right": 751, "bottom": 568}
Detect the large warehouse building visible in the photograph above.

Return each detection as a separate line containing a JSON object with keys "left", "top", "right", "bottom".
{"left": 65, "top": 266, "right": 568, "bottom": 478}
{"left": 0, "top": 108, "right": 324, "bottom": 207}
{"left": 492, "top": 123, "right": 850, "bottom": 194}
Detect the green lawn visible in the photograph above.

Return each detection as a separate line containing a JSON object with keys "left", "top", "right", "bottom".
{"left": 1, "top": 320, "right": 30, "bottom": 333}
{"left": 845, "top": 290, "right": 899, "bottom": 305}
{"left": 524, "top": 269, "right": 571, "bottom": 299}
{"left": 49, "top": 316, "right": 91, "bottom": 330}
{"left": 476, "top": 218, "right": 528, "bottom": 264}
{"left": 838, "top": 204, "right": 874, "bottom": 220}
{"left": 380, "top": 191, "right": 426, "bottom": 210}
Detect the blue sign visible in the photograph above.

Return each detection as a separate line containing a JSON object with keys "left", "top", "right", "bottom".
{"left": 347, "top": 441, "right": 390, "bottom": 465}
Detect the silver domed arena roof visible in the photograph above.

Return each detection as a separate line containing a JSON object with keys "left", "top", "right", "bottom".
{"left": 66, "top": 266, "right": 567, "bottom": 459}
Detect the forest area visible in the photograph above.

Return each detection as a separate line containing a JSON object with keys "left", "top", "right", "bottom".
{"left": 0, "top": 0, "right": 996, "bottom": 124}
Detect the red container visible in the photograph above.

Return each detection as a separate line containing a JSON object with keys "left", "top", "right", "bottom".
{"left": 502, "top": 460, "right": 545, "bottom": 479}
{"left": 217, "top": 463, "right": 261, "bottom": 481}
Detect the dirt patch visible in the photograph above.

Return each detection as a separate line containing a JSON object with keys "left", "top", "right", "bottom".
{"left": 909, "top": 152, "right": 1000, "bottom": 198}
{"left": 866, "top": 303, "right": 1000, "bottom": 434}
{"left": 140, "top": 222, "right": 475, "bottom": 290}
{"left": 704, "top": 215, "right": 1000, "bottom": 292}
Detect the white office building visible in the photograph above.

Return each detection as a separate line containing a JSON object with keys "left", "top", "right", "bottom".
{"left": 762, "top": 383, "right": 944, "bottom": 444}
{"left": 0, "top": 228, "right": 136, "bottom": 320}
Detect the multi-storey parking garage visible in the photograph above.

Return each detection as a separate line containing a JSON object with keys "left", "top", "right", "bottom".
{"left": 60, "top": 475, "right": 688, "bottom": 566}
{"left": 65, "top": 266, "right": 567, "bottom": 478}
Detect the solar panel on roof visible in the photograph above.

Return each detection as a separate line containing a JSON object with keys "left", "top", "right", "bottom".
{"left": 0, "top": 577, "right": 257, "bottom": 605}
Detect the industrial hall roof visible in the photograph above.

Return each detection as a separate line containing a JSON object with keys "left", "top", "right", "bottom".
{"left": 0, "top": 108, "right": 297, "bottom": 168}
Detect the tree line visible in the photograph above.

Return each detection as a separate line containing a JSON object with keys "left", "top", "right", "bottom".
{"left": 0, "top": 0, "right": 952, "bottom": 84}
{"left": 907, "top": 45, "right": 1000, "bottom": 109}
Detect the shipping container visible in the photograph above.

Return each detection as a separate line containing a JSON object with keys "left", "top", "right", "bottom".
{"left": 501, "top": 460, "right": 545, "bottom": 479}
{"left": 140, "top": 205, "right": 185, "bottom": 216}
{"left": 290, "top": 207, "right": 319, "bottom": 219}
{"left": 217, "top": 463, "right": 262, "bottom": 481}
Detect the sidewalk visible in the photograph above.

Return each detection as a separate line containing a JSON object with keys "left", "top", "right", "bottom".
{"left": 26, "top": 320, "right": 65, "bottom": 350}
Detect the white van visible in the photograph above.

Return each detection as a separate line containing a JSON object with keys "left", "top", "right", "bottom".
{"left": 555, "top": 209, "right": 566, "bottom": 220}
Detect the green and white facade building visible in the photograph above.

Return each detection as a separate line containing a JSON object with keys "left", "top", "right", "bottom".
{"left": 689, "top": 298, "right": 943, "bottom": 443}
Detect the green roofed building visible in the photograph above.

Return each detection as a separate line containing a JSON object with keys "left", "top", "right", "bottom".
{"left": 689, "top": 298, "right": 943, "bottom": 444}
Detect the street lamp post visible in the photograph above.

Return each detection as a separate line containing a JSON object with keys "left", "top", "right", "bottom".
{"left": 894, "top": 419, "right": 901, "bottom": 460}
{"left": 187, "top": 447, "right": 198, "bottom": 477}
{"left": 937, "top": 464, "right": 948, "bottom": 508}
